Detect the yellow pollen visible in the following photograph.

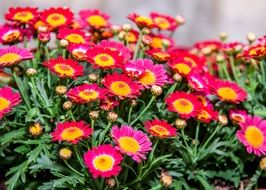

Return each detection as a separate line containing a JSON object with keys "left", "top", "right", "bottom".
{"left": 154, "top": 17, "right": 170, "bottom": 29}
{"left": 135, "top": 16, "right": 153, "bottom": 26}
{"left": 94, "top": 54, "right": 115, "bottom": 67}
{"left": 152, "top": 37, "right": 163, "bottom": 49}
{"left": 125, "top": 32, "right": 137, "bottom": 43}
{"left": 65, "top": 34, "right": 85, "bottom": 44}
{"left": 197, "top": 110, "right": 210, "bottom": 120}
{"left": 78, "top": 90, "right": 99, "bottom": 101}
{"left": 217, "top": 87, "right": 237, "bottom": 101}
{"left": 46, "top": 13, "right": 66, "bottom": 27}
{"left": 61, "top": 127, "right": 84, "bottom": 141}
{"left": 173, "top": 63, "right": 191, "bottom": 75}
{"left": 93, "top": 154, "right": 114, "bottom": 172}
{"left": 0, "top": 53, "right": 21, "bottom": 64}
{"left": 0, "top": 97, "right": 10, "bottom": 111}
{"left": 139, "top": 70, "right": 156, "bottom": 85}
{"left": 173, "top": 98, "right": 193, "bottom": 114}
{"left": 150, "top": 125, "right": 169, "bottom": 136}
{"left": 54, "top": 64, "right": 74, "bottom": 77}
{"left": 110, "top": 81, "right": 131, "bottom": 96}
{"left": 245, "top": 126, "right": 264, "bottom": 148}
{"left": 13, "top": 11, "right": 33, "bottom": 22}
{"left": 118, "top": 136, "right": 140, "bottom": 153}
{"left": 249, "top": 46, "right": 266, "bottom": 56}
{"left": 87, "top": 15, "right": 107, "bottom": 27}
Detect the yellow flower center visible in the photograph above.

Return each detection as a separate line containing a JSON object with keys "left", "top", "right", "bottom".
{"left": 135, "top": 16, "right": 153, "bottom": 26}
{"left": 173, "top": 63, "right": 191, "bottom": 75}
{"left": 139, "top": 70, "right": 156, "bottom": 85}
{"left": 0, "top": 53, "right": 21, "bottom": 64}
{"left": 154, "top": 17, "right": 170, "bottom": 29}
{"left": 72, "top": 50, "right": 86, "bottom": 60}
{"left": 87, "top": 15, "right": 107, "bottom": 27}
{"left": 217, "top": 87, "right": 237, "bottom": 101}
{"left": 78, "top": 90, "right": 99, "bottom": 101}
{"left": 110, "top": 81, "right": 131, "bottom": 96}
{"left": 150, "top": 125, "right": 169, "bottom": 136}
{"left": 61, "top": 127, "right": 84, "bottom": 141}
{"left": 46, "top": 13, "right": 66, "bottom": 27}
{"left": 245, "top": 126, "right": 264, "bottom": 148}
{"left": 125, "top": 32, "right": 137, "bottom": 43}
{"left": 93, "top": 154, "right": 114, "bottom": 172}
{"left": 249, "top": 46, "right": 266, "bottom": 56}
{"left": 197, "top": 110, "right": 210, "bottom": 120}
{"left": 65, "top": 34, "right": 85, "bottom": 44}
{"left": 152, "top": 37, "right": 163, "bottom": 49}
{"left": 13, "top": 11, "right": 33, "bottom": 22}
{"left": 232, "top": 114, "right": 244, "bottom": 123}
{"left": 0, "top": 97, "right": 10, "bottom": 111}
{"left": 54, "top": 64, "right": 74, "bottom": 77}
{"left": 173, "top": 98, "right": 193, "bottom": 114}
{"left": 2, "top": 31, "right": 21, "bottom": 42}
{"left": 94, "top": 54, "right": 115, "bottom": 67}
{"left": 118, "top": 136, "right": 140, "bottom": 153}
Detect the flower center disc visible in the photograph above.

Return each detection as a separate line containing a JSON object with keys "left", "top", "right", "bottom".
{"left": 65, "top": 34, "right": 85, "bottom": 44}
{"left": 93, "top": 154, "right": 114, "bottom": 171}
{"left": 217, "top": 87, "right": 237, "bottom": 101}
{"left": 0, "top": 53, "right": 21, "bottom": 64}
{"left": 46, "top": 13, "right": 66, "bottom": 27}
{"left": 173, "top": 98, "right": 193, "bottom": 114}
{"left": 54, "top": 64, "right": 74, "bottom": 76}
{"left": 13, "top": 11, "right": 33, "bottom": 22}
{"left": 139, "top": 70, "right": 156, "bottom": 85}
{"left": 245, "top": 126, "right": 264, "bottom": 148}
{"left": 87, "top": 15, "right": 107, "bottom": 27}
{"left": 173, "top": 63, "right": 191, "bottom": 75}
{"left": 78, "top": 90, "right": 98, "bottom": 101}
{"left": 94, "top": 54, "right": 115, "bottom": 67}
{"left": 61, "top": 127, "right": 83, "bottom": 141}
{"left": 118, "top": 136, "right": 140, "bottom": 153}
{"left": 0, "top": 97, "right": 10, "bottom": 111}
{"left": 110, "top": 81, "right": 131, "bottom": 96}
{"left": 154, "top": 17, "right": 170, "bottom": 29}
{"left": 150, "top": 125, "right": 169, "bottom": 136}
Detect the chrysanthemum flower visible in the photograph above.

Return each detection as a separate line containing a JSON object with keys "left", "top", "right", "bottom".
{"left": 196, "top": 105, "right": 218, "bottom": 123}
{"left": 192, "top": 92, "right": 210, "bottom": 107}
{"left": 145, "top": 49, "right": 171, "bottom": 63}
{"left": 186, "top": 71, "right": 210, "bottom": 92}
{"left": 83, "top": 144, "right": 123, "bottom": 178}
{"left": 128, "top": 13, "right": 154, "bottom": 29}
{"left": 211, "top": 80, "right": 247, "bottom": 103}
{"left": 41, "top": 7, "right": 74, "bottom": 30}
{"left": 100, "top": 97, "right": 119, "bottom": 111}
{"left": 51, "top": 121, "right": 92, "bottom": 144}
{"left": 57, "top": 28, "right": 90, "bottom": 44}
{"left": 67, "top": 83, "right": 107, "bottom": 104}
{"left": 87, "top": 46, "right": 123, "bottom": 69}
{"left": 0, "top": 87, "right": 21, "bottom": 119}
{"left": 111, "top": 125, "right": 152, "bottom": 163}
{"left": 194, "top": 40, "right": 222, "bottom": 53}
{"left": 236, "top": 115, "right": 266, "bottom": 156}
{"left": 170, "top": 52, "right": 205, "bottom": 69}
{"left": 43, "top": 57, "right": 83, "bottom": 79}
{"left": 168, "top": 57, "right": 193, "bottom": 76}
{"left": 166, "top": 91, "right": 201, "bottom": 119}
{"left": 5, "top": 7, "right": 38, "bottom": 24}
{"left": 144, "top": 119, "right": 176, "bottom": 138}
{"left": 0, "top": 26, "right": 23, "bottom": 44}
{"left": 79, "top": 9, "right": 110, "bottom": 29}
{"left": 150, "top": 12, "right": 178, "bottom": 31}
{"left": 125, "top": 29, "right": 139, "bottom": 44}
{"left": 68, "top": 44, "right": 92, "bottom": 61}
{"left": 102, "top": 73, "right": 141, "bottom": 98}
{"left": 127, "top": 59, "right": 168, "bottom": 88}
{"left": 123, "top": 62, "right": 145, "bottom": 79}
{"left": 0, "top": 46, "right": 33, "bottom": 67}
{"left": 150, "top": 34, "right": 174, "bottom": 50}
{"left": 241, "top": 44, "right": 266, "bottom": 59}
{"left": 229, "top": 109, "right": 247, "bottom": 124}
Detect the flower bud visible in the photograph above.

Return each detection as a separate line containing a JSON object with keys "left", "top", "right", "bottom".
{"left": 259, "top": 157, "right": 266, "bottom": 170}
{"left": 107, "top": 112, "right": 118, "bottom": 122}
{"left": 219, "top": 32, "right": 228, "bottom": 42}
{"left": 160, "top": 171, "right": 172, "bottom": 187}
{"left": 88, "top": 73, "right": 99, "bottom": 83}
{"left": 89, "top": 111, "right": 99, "bottom": 120}
{"left": 59, "top": 147, "right": 72, "bottom": 160}
{"left": 151, "top": 85, "right": 162, "bottom": 96}
{"left": 111, "top": 25, "right": 121, "bottom": 34}
{"left": 247, "top": 32, "right": 256, "bottom": 44}
{"left": 201, "top": 47, "right": 212, "bottom": 56}
{"left": 173, "top": 73, "right": 182, "bottom": 82}
{"left": 162, "top": 39, "right": 171, "bottom": 49}
{"left": 175, "top": 119, "right": 187, "bottom": 129}
{"left": 37, "top": 26, "right": 48, "bottom": 33}
{"left": 26, "top": 68, "right": 37, "bottom": 77}
{"left": 29, "top": 123, "right": 43, "bottom": 136}
{"left": 142, "top": 28, "right": 150, "bottom": 35}
{"left": 60, "top": 39, "right": 69, "bottom": 48}
{"left": 142, "top": 35, "right": 152, "bottom": 46}
{"left": 122, "top": 24, "right": 132, "bottom": 32}
{"left": 105, "top": 178, "right": 116, "bottom": 188}
{"left": 216, "top": 54, "right": 225, "bottom": 63}
{"left": 175, "top": 15, "right": 185, "bottom": 25}
{"left": 130, "top": 99, "right": 137, "bottom": 107}
{"left": 55, "top": 85, "right": 67, "bottom": 96}
{"left": 117, "top": 31, "right": 126, "bottom": 41}
{"left": 63, "top": 101, "right": 73, "bottom": 110}
{"left": 38, "top": 32, "right": 51, "bottom": 44}
{"left": 218, "top": 114, "right": 228, "bottom": 126}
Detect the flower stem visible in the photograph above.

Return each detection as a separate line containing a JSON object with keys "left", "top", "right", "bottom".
{"left": 133, "top": 30, "right": 143, "bottom": 60}
{"left": 194, "top": 122, "right": 200, "bottom": 155}
{"left": 73, "top": 145, "right": 84, "bottom": 168}
{"left": 127, "top": 107, "right": 133, "bottom": 124}
{"left": 229, "top": 55, "right": 240, "bottom": 84}
{"left": 98, "top": 122, "right": 112, "bottom": 145}
{"left": 201, "top": 125, "right": 220, "bottom": 150}
{"left": 64, "top": 160, "right": 84, "bottom": 177}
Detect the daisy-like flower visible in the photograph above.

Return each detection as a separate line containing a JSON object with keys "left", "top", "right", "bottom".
{"left": 83, "top": 144, "right": 123, "bottom": 178}
{"left": 236, "top": 115, "right": 266, "bottom": 156}
{"left": 128, "top": 13, "right": 154, "bottom": 29}
{"left": 128, "top": 59, "right": 168, "bottom": 88}
{"left": 144, "top": 119, "right": 176, "bottom": 138}
{"left": 102, "top": 73, "right": 141, "bottom": 98}
{"left": 166, "top": 91, "right": 201, "bottom": 119}
{"left": 43, "top": 57, "right": 83, "bottom": 79}
{"left": 100, "top": 97, "right": 119, "bottom": 111}
{"left": 0, "top": 87, "right": 21, "bottom": 119}
{"left": 41, "top": 7, "right": 74, "bottom": 30}
{"left": 145, "top": 49, "right": 171, "bottom": 63}
{"left": 222, "top": 42, "right": 244, "bottom": 55}
{"left": 57, "top": 28, "right": 90, "bottom": 44}
{"left": 111, "top": 125, "right": 152, "bottom": 163}
{"left": 196, "top": 105, "right": 218, "bottom": 123}
{"left": 150, "top": 34, "right": 174, "bottom": 50}
{"left": 5, "top": 7, "right": 38, "bottom": 24}
{"left": 186, "top": 70, "right": 210, "bottom": 92}
{"left": 168, "top": 57, "right": 193, "bottom": 76}
{"left": 192, "top": 92, "right": 210, "bottom": 107}
{"left": 194, "top": 40, "right": 222, "bottom": 53}
{"left": 87, "top": 46, "right": 123, "bottom": 69}
{"left": 0, "top": 26, "right": 23, "bottom": 44}
{"left": 241, "top": 44, "right": 266, "bottom": 59}
{"left": 125, "top": 29, "right": 139, "bottom": 44}
{"left": 67, "top": 83, "right": 107, "bottom": 104}
{"left": 229, "top": 109, "right": 247, "bottom": 124}
{"left": 0, "top": 46, "right": 33, "bottom": 67}
{"left": 150, "top": 12, "right": 178, "bottom": 31}
{"left": 170, "top": 52, "right": 205, "bottom": 69}
{"left": 51, "top": 121, "right": 92, "bottom": 144}
{"left": 68, "top": 44, "right": 92, "bottom": 61}
{"left": 79, "top": 9, "right": 110, "bottom": 29}
{"left": 211, "top": 80, "right": 247, "bottom": 103}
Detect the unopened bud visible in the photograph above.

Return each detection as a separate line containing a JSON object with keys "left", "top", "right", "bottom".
{"left": 162, "top": 39, "right": 171, "bottom": 49}
{"left": 29, "top": 123, "right": 43, "bottom": 136}
{"left": 247, "top": 33, "right": 256, "bottom": 44}
{"left": 142, "top": 35, "right": 152, "bottom": 46}
{"left": 60, "top": 39, "right": 69, "bottom": 48}
{"left": 151, "top": 85, "right": 162, "bottom": 96}
{"left": 38, "top": 26, "right": 48, "bottom": 33}
{"left": 111, "top": 25, "right": 121, "bottom": 34}
{"left": 88, "top": 73, "right": 99, "bottom": 83}
{"left": 216, "top": 54, "right": 225, "bottom": 63}
{"left": 201, "top": 47, "right": 212, "bottom": 56}
{"left": 142, "top": 28, "right": 150, "bottom": 35}
{"left": 105, "top": 178, "right": 116, "bottom": 188}
{"left": 175, "top": 119, "right": 187, "bottom": 129}
{"left": 107, "top": 112, "right": 118, "bottom": 122}
{"left": 38, "top": 32, "right": 51, "bottom": 44}
{"left": 259, "top": 157, "right": 266, "bottom": 170}
{"left": 130, "top": 99, "right": 137, "bottom": 107}
{"left": 55, "top": 85, "right": 67, "bottom": 95}
{"left": 26, "top": 68, "right": 37, "bottom": 77}
{"left": 219, "top": 32, "right": 228, "bottom": 42}
{"left": 160, "top": 171, "right": 172, "bottom": 187}
{"left": 89, "top": 111, "right": 99, "bottom": 120}
{"left": 59, "top": 147, "right": 72, "bottom": 160}
{"left": 218, "top": 114, "right": 228, "bottom": 126}
{"left": 117, "top": 31, "right": 126, "bottom": 41}
{"left": 175, "top": 15, "right": 185, "bottom": 25}
{"left": 173, "top": 73, "right": 182, "bottom": 82}
{"left": 63, "top": 101, "right": 73, "bottom": 110}
{"left": 122, "top": 24, "right": 132, "bottom": 32}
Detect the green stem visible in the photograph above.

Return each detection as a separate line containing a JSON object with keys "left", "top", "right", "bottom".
{"left": 194, "top": 122, "right": 200, "bottom": 155}
{"left": 68, "top": 110, "right": 76, "bottom": 121}
{"left": 44, "top": 46, "right": 50, "bottom": 60}
{"left": 221, "top": 61, "right": 231, "bottom": 80}
{"left": 201, "top": 125, "right": 220, "bottom": 150}
{"left": 181, "top": 129, "right": 190, "bottom": 149}
{"left": 73, "top": 145, "right": 84, "bottom": 167}
{"left": 133, "top": 30, "right": 143, "bottom": 60}
{"left": 98, "top": 122, "right": 112, "bottom": 145}
{"left": 62, "top": 49, "right": 67, "bottom": 59}
{"left": 130, "top": 96, "right": 156, "bottom": 126}
{"left": 229, "top": 55, "right": 240, "bottom": 84}
{"left": 64, "top": 160, "right": 84, "bottom": 177}
{"left": 127, "top": 106, "right": 133, "bottom": 124}
{"left": 259, "top": 60, "right": 266, "bottom": 86}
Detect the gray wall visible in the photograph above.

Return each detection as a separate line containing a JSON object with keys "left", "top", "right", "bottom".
{"left": 0, "top": 0, "right": 265, "bottom": 46}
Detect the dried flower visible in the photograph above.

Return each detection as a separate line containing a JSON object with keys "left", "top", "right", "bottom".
{"left": 63, "top": 101, "right": 73, "bottom": 110}
{"left": 107, "top": 112, "right": 118, "bottom": 122}
{"left": 105, "top": 178, "right": 116, "bottom": 188}
{"left": 151, "top": 85, "right": 162, "bottom": 96}
{"left": 89, "top": 111, "right": 99, "bottom": 120}
{"left": 218, "top": 114, "right": 228, "bottom": 126}
{"left": 175, "top": 119, "right": 187, "bottom": 129}
{"left": 259, "top": 157, "right": 266, "bottom": 170}
{"left": 160, "top": 171, "right": 172, "bottom": 187}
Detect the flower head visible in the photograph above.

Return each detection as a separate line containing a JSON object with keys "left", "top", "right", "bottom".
{"left": 144, "top": 119, "right": 176, "bottom": 138}
{"left": 79, "top": 9, "right": 110, "bottom": 29}
{"left": 68, "top": 44, "right": 92, "bottom": 61}
{"left": 51, "top": 121, "right": 92, "bottom": 144}
{"left": 150, "top": 34, "right": 174, "bottom": 50}
{"left": 83, "top": 144, "right": 123, "bottom": 178}
{"left": 241, "top": 44, "right": 266, "bottom": 59}
{"left": 150, "top": 12, "right": 178, "bottom": 31}
{"left": 196, "top": 105, "right": 218, "bottom": 123}
{"left": 236, "top": 115, "right": 266, "bottom": 156}
{"left": 128, "top": 13, "right": 154, "bottom": 29}
{"left": 57, "top": 28, "right": 90, "bottom": 44}
{"left": 145, "top": 49, "right": 171, "bottom": 63}
{"left": 0, "top": 87, "right": 21, "bottom": 119}
{"left": 111, "top": 125, "right": 152, "bottom": 163}
{"left": 229, "top": 109, "right": 247, "bottom": 124}
{"left": 0, "top": 26, "right": 23, "bottom": 44}
{"left": 5, "top": 7, "right": 38, "bottom": 24}
{"left": 43, "top": 57, "right": 83, "bottom": 79}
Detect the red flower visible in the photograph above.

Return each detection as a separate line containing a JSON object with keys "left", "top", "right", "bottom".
{"left": 79, "top": 9, "right": 110, "bottom": 29}
{"left": 150, "top": 12, "right": 178, "bottom": 31}
{"left": 57, "top": 28, "right": 90, "bottom": 44}
{"left": 144, "top": 119, "right": 177, "bottom": 138}
{"left": 5, "top": 7, "right": 38, "bottom": 24}
{"left": 128, "top": 13, "right": 154, "bottom": 29}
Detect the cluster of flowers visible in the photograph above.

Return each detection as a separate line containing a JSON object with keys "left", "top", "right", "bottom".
{"left": 0, "top": 6, "right": 266, "bottom": 181}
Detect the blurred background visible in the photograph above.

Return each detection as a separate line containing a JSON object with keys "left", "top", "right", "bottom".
{"left": 0, "top": 0, "right": 265, "bottom": 46}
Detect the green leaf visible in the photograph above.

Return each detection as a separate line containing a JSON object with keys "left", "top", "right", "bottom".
{"left": 6, "top": 161, "right": 28, "bottom": 190}
{"left": 1, "top": 128, "right": 26, "bottom": 145}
